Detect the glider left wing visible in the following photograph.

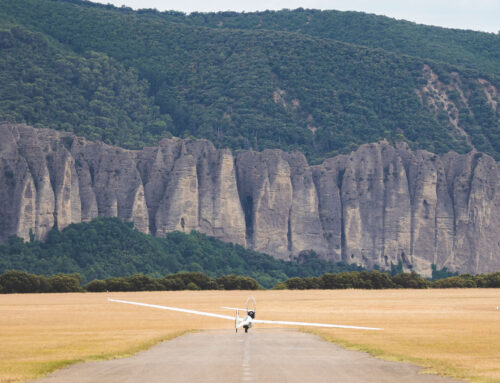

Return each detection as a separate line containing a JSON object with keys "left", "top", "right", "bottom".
{"left": 108, "top": 298, "right": 235, "bottom": 320}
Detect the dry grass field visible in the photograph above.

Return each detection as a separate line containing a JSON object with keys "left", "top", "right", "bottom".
{"left": 0, "top": 289, "right": 499, "bottom": 383}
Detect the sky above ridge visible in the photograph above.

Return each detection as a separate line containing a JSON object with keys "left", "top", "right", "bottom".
{"left": 90, "top": 0, "right": 500, "bottom": 33}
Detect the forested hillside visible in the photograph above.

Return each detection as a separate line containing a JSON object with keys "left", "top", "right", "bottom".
{"left": 0, "top": 26, "right": 172, "bottom": 148}
{"left": 0, "top": 218, "right": 362, "bottom": 288}
{"left": 0, "top": 0, "right": 499, "bottom": 162}
{"left": 170, "top": 9, "right": 500, "bottom": 78}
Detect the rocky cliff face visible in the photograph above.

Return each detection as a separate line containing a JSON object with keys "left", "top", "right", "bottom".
{"left": 1, "top": 123, "right": 499, "bottom": 276}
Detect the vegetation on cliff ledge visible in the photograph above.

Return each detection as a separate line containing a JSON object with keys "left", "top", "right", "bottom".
{"left": 0, "top": 218, "right": 363, "bottom": 288}
{"left": 1, "top": 217, "right": 497, "bottom": 292}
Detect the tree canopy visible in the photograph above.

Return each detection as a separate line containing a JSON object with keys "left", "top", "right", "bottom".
{"left": 1, "top": 1, "right": 499, "bottom": 162}
{"left": 0, "top": 217, "right": 363, "bottom": 288}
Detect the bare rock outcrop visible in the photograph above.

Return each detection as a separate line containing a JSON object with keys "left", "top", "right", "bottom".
{"left": 236, "top": 150, "right": 327, "bottom": 259}
{"left": 1, "top": 123, "right": 500, "bottom": 276}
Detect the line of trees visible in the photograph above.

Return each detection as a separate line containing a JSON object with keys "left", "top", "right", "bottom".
{"left": 1, "top": 269, "right": 499, "bottom": 294}
{"left": 85, "top": 272, "right": 261, "bottom": 292}
{"left": 0, "top": 271, "right": 83, "bottom": 293}
{"left": 0, "top": 270, "right": 261, "bottom": 293}
{"left": 274, "top": 270, "right": 500, "bottom": 289}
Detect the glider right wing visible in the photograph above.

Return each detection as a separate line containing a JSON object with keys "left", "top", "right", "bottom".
{"left": 253, "top": 318, "right": 382, "bottom": 331}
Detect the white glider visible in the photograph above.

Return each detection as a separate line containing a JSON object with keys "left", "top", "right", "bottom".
{"left": 108, "top": 297, "right": 382, "bottom": 333}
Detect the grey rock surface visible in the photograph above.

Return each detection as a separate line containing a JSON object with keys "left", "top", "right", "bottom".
{"left": 1, "top": 123, "right": 499, "bottom": 275}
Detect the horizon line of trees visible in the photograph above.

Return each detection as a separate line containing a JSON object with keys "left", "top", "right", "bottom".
{"left": 274, "top": 270, "right": 500, "bottom": 290}
{"left": 1, "top": 269, "right": 499, "bottom": 294}
{"left": 0, "top": 270, "right": 261, "bottom": 293}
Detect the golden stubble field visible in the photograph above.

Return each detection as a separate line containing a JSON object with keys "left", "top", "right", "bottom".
{"left": 0, "top": 289, "right": 499, "bottom": 383}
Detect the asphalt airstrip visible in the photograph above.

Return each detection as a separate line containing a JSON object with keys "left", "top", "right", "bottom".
{"left": 32, "top": 329, "right": 462, "bottom": 383}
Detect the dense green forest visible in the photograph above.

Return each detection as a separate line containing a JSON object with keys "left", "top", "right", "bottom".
{"left": 0, "top": 0, "right": 499, "bottom": 162}
{"left": 0, "top": 218, "right": 363, "bottom": 288}
{"left": 168, "top": 9, "right": 500, "bottom": 78}
{"left": 0, "top": 26, "right": 172, "bottom": 148}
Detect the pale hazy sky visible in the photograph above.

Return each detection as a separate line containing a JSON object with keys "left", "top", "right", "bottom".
{"left": 90, "top": 0, "right": 500, "bottom": 33}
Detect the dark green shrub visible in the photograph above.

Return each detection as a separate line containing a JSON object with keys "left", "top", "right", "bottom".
{"left": 48, "top": 273, "right": 82, "bottom": 292}
{"left": 0, "top": 270, "right": 42, "bottom": 293}
{"left": 284, "top": 277, "right": 309, "bottom": 290}
{"left": 359, "top": 270, "right": 395, "bottom": 289}
{"left": 160, "top": 276, "right": 186, "bottom": 291}
{"left": 216, "top": 274, "right": 260, "bottom": 290}
{"left": 432, "top": 276, "right": 476, "bottom": 288}
{"left": 85, "top": 279, "right": 107, "bottom": 292}
{"left": 126, "top": 274, "right": 162, "bottom": 291}
{"left": 392, "top": 272, "right": 430, "bottom": 289}
{"left": 185, "top": 282, "right": 200, "bottom": 290}
{"left": 105, "top": 277, "right": 132, "bottom": 292}
{"left": 475, "top": 272, "right": 500, "bottom": 287}
{"left": 168, "top": 272, "right": 218, "bottom": 290}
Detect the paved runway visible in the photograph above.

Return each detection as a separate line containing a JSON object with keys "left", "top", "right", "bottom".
{"left": 32, "top": 329, "right": 462, "bottom": 383}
